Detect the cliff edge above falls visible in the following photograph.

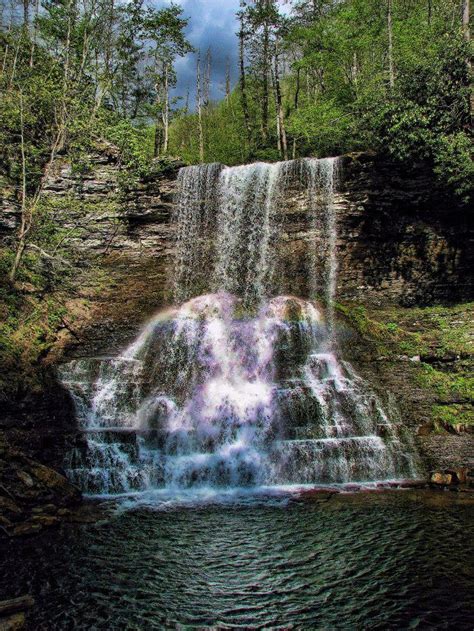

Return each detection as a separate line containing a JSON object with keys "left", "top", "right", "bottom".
{"left": 3, "top": 148, "right": 471, "bottom": 355}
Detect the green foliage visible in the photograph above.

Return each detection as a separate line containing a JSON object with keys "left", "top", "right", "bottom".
{"left": 104, "top": 118, "right": 155, "bottom": 178}
{"left": 169, "top": 93, "right": 251, "bottom": 166}
{"left": 287, "top": 100, "right": 356, "bottom": 156}
{"left": 416, "top": 364, "right": 474, "bottom": 402}
{"left": 338, "top": 301, "right": 474, "bottom": 430}
{"left": 170, "top": 0, "right": 472, "bottom": 202}
{"left": 431, "top": 404, "right": 474, "bottom": 428}
{"left": 433, "top": 132, "right": 474, "bottom": 203}
{"left": 368, "top": 36, "right": 472, "bottom": 200}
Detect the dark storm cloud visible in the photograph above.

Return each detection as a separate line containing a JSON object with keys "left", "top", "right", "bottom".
{"left": 153, "top": 0, "right": 242, "bottom": 108}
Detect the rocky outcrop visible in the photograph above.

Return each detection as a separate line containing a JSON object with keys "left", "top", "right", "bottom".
{"left": 276, "top": 153, "right": 473, "bottom": 305}
{"left": 4, "top": 150, "right": 472, "bottom": 316}
{"left": 0, "top": 175, "right": 20, "bottom": 236}
{"left": 419, "top": 435, "right": 474, "bottom": 473}
{"left": 1, "top": 146, "right": 472, "bottom": 509}
{"left": 5, "top": 149, "right": 464, "bottom": 359}
{"left": 39, "top": 148, "right": 181, "bottom": 260}
{"left": 0, "top": 440, "right": 80, "bottom": 538}
{"left": 336, "top": 153, "right": 473, "bottom": 305}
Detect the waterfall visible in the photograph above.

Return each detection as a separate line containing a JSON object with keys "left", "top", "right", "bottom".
{"left": 213, "top": 162, "right": 283, "bottom": 307}
{"left": 305, "top": 158, "right": 339, "bottom": 335}
{"left": 60, "top": 158, "right": 420, "bottom": 497}
{"left": 173, "top": 163, "right": 222, "bottom": 303}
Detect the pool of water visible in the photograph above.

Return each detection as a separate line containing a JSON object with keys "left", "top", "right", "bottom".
{"left": 1, "top": 490, "right": 473, "bottom": 629}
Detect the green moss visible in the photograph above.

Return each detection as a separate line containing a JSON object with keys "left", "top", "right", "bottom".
{"left": 416, "top": 363, "right": 474, "bottom": 401}
{"left": 335, "top": 302, "right": 418, "bottom": 357}
{"left": 432, "top": 404, "right": 474, "bottom": 428}
{"left": 337, "top": 301, "right": 474, "bottom": 432}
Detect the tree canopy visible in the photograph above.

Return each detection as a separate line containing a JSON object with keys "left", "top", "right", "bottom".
{"left": 0, "top": 0, "right": 472, "bottom": 286}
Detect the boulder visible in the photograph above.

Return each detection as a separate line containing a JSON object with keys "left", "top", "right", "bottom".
{"left": 0, "top": 446, "right": 81, "bottom": 537}
{"left": 0, "top": 595, "right": 34, "bottom": 630}
{"left": 430, "top": 472, "right": 453, "bottom": 486}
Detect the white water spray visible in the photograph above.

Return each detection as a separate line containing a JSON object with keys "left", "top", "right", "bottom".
{"left": 60, "top": 158, "right": 420, "bottom": 496}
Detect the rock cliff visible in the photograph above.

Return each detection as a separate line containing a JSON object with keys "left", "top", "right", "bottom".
{"left": 5, "top": 150, "right": 467, "bottom": 361}
{"left": 1, "top": 147, "right": 472, "bottom": 523}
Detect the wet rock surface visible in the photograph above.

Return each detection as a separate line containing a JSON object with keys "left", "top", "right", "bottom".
{"left": 0, "top": 596, "right": 34, "bottom": 631}
{"left": 0, "top": 440, "right": 81, "bottom": 539}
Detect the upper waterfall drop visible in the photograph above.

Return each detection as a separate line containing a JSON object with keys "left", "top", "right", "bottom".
{"left": 172, "top": 157, "right": 340, "bottom": 314}
{"left": 59, "top": 157, "right": 421, "bottom": 499}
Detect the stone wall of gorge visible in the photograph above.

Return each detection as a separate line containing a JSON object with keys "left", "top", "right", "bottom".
{"left": 1, "top": 147, "right": 472, "bottom": 480}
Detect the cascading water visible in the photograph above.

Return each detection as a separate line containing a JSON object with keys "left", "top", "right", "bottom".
{"left": 60, "top": 158, "right": 420, "bottom": 498}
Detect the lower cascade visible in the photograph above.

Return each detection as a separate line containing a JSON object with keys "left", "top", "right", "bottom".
{"left": 60, "top": 158, "right": 420, "bottom": 496}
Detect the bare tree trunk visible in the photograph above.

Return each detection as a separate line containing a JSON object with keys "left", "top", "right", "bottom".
{"left": 352, "top": 51, "right": 359, "bottom": 87}
{"left": 294, "top": 66, "right": 301, "bottom": 111}
{"left": 427, "top": 0, "right": 432, "bottom": 24}
{"left": 9, "top": 1, "right": 75, "bottom": 282}
{"left": 261, "top": 17, "right": 270, "bottom": 143}
{"left": 273, "top": 73, "right": 281, "bottom": 154}
{"left": 184, "top": 85, "right": 190, "bottom": 114}
{"left": 29, "top": 0, "right": 40, "bottom": 67}
{"left": 463, "top": 0, "right": 470, "bottom": 42}
{"left": 9, "top": 93, "right": 28, "bottom": 282}
{"left": 273, "top": 42, "right": 288, "bottom": 161}
{"left": 8, "top": 38, "right": 20, "bottom": 88}
{"left": 104, "top": 0, "right": 115, "bottom": 98}
{"left": 196, "top": 52, "right": 205, "bottom": 164}
{"left": 292, "top": 66, "right": 301, "bottom": 159}
{"left": 162, "top": 64, "right": 170, "bottom": 153}
{"left": 10, "top": 126, "right": 67, "bottom": 282}
{"left": 1, "top": 44, "right": 9, "bottom": 77}
{"left": 238, "top": 13, "right": 252, "bottom": 147}
{"left": 225, "top": 57, "right": 231, "bottom": 103}
{"left": 387, "top": 0, "right": 395, "bottom": 89}
{"left": 58, "top": 0, "right": 73, "bottom": 150}
{"left": 154, "top": 86, "right": 163, "bottom": 158}
{"left": 154, "top": 124, "right": 161, "bottom": 157}
{"left": 78, "top": 1, "right": 93, "bottom": 80}
{"left": 204, "top": 47, "right": 211, "bottom": 107}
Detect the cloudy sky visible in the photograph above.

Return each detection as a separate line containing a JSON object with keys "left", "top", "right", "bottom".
{"left": 153, "top": 0, "right": 243, "bottom": 107}
{"left": 153, "top": 0, "right": 292, "bottom": 107}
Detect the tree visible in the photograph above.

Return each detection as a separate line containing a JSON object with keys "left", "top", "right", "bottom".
{"left": 142, "top": 3, "right": 193, "bottom": 156}
{"left": 237, "top": 2, "right": 252, "bottom": 147}
{"left": 113, "top": 0, "right": 147, "bottom": 118}
{"left": 242, "top": 0, "right": 281, "bottom": 143}
{"left": 196, "top": 50, "right": 205, "bottom": 163}
{"left": 273, "top": 38, "right": 288, "bottom": 160}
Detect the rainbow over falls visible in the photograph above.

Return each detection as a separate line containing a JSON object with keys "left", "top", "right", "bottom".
{"left": 59, "top": 158, "right": 420, "bottom": 498}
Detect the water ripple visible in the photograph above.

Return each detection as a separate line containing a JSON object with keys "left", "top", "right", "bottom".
{"left": 0, "top": 491, "right": 473, "bottom": 630}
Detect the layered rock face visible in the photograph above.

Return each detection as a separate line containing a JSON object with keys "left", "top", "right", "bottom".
{"left": 1, "top": 148, "right": 472, "bottom": 501}
{"left": 337, "top": 154, "right": 473, "bottom": 305}
{"left": 28, "top": 150, "right": 473, "bottom": 328}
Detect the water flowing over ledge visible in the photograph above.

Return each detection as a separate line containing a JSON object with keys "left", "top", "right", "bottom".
{"left": 59, "top": 157, "right": 421, "bottom": 503}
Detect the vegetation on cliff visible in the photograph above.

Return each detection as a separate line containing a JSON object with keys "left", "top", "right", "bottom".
{"left": 1, "top": 0, "right": 472, "bottom": 282}
{"left": 337, "top": 302, "right": 474, "bottom": 432}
